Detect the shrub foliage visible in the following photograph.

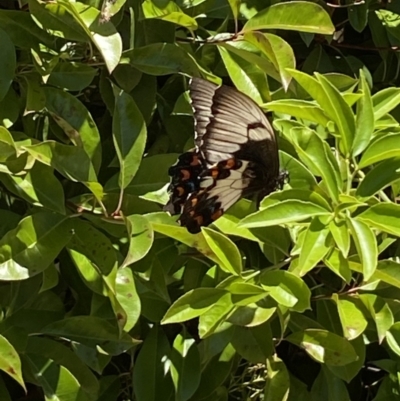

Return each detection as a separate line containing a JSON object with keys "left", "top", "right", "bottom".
{"left": 2, "top": 0, "right": 400, "bottom": 400}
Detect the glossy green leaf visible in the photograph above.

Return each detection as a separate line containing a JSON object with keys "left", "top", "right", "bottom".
{"left": 360, "top": 294, "right": 393, "bottom": 343}
{"left": 218, "top": 45, "right": 269, "bottom": 104}
{"left": 239, "top": 199, "right": 331, "bottom": 228}
{"left": 280, "top": 151, "right": 317, "bottom": 190}
{"left": 298, "top": 217, "right": 331, "bottom": 275}
{"left": 122, "top": 43, "right": 200, "bottom": 76}
{"left": 57, "top": 1, "right": 122, "bottom": 73}
{"left": 267, "top": 99, "right": 330, "bottom": 126}
{"left": 132, "top": 326, "right": 173, "bottom": 401}
{"left": 328, "top": 219, "right": 350, "bottom": 257}
{"left": 347, "top": 217, "right": 377, "bottom": 280}
{"left": 47, "top": 62, "right": 97, "bottom": 91}
{"left": 359, "top": 133, "right": 400, "bottom": 168}
{"left": 356, "top": 158, "right": 400, "bottom": 199}
{"left": 121, "top": 215, "right": 153, "bottom": 267}
{"left": 21, "top": 73, "right": 46, "bottom": 114}
{"left": 324, "top": 248, "right": 351, "bottom": 283}
{"left": 286, "top": 329, "right": 357, "bottom": 366}
{"left": 169, "top": 332, "right": 201, "bottom": 401}
{"left": 386, "top": 322, "right": 400, "bottom": 358}
{"left": 243, "top": 2, "right": 335, "bottom": 34}
{"left": 228, "top": 303, "right": 276, "bottom": 327}
{"left": 1, "top": 163, "right": 65, "bottom": 214}
{"left": 265, "top": 355, "right": 290, "bottom": 401}
{"left": 26, "top": 353, "right": 91, "bottom": 401}
{"left": 315, "top": 73, "right": 355, "bottom": 156}
{"left": 0, "top": 334, "right": 25, "bottom": 390}
{"left": 310, "top": 365, "right": 350, "bottom": 401}
{"left": 0, "top": 212, "right": 72, "bottom": 280}
{"left": 332, "top": 294, "right": 368, "bottom": 340}
{"left": 0, "top": 28, "right": 15, "bottom": 102}
{"left": 244, "top": 32, "right": 295, "bottom": 91}
{"left": 370, "top": 260, "right": 400, "bottom": 289}
{"left": 202, "top": 227, "right": 242, "bottom": 275}
{"left": 356, "top": 203, "right": 400, "bottom": 237}
{"left": 198, "top": 292, "right": 233, "bottom": 338}
{"left": 231, "top": 323, "right": 274, "bottom": 363}
{"left": 26, "top": 337, "right": 99, "bottom": 398}
{"left": 142, "top": 0, "right": 198, "bottom": 29}
{"left": 0, "top": 127, "right": 16, "bottom": 162}
{"left": 113, "top": 87, "right": 147, "bottom": 190}
{"left": 44, "top": 86, "right": 102, "bottom": 173}
{"left": 353, "top": 69, "right": 374, "bottom": 156}
{"left": 260, "top": 270, "right": 311, "bottom": 312}
{"left": 191, "top": 343, "right": 236, "bottom": 400}
{"left": 43, "top": 316, "right": 140, "bottom": 355}
{"left": 372, "top": 86, "right": 400, "bottom": 121}
{"left": 162, "top": 288, "right": 228, "bottom": 324}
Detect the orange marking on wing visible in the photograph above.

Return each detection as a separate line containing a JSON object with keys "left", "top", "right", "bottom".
{"left": 181, "top": 169, "right": 191, "bottom": 180}
{"left": 225, "top": 158, "right": 236, "bottom": 169}
{"left": 190, "top": 155, "right": 200, "bottom": 166}
{"left": 191, "top": 197, "right": 198, "bottom": 206}
{"left": 194, "top": 215, "right": 204, "bottom": 226}
{"left": 211, "top": 169, "right": 219, "bottom": 179}
{"left": 211, "top": 209, "right": 223, "bottom": 221}
{"left": 176, "top": 186, "right": 185, "bottom": 196}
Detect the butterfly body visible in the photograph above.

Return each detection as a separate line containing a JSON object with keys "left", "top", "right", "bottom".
{"left": 164, "top": 78, "right": 285, "bottom": 234}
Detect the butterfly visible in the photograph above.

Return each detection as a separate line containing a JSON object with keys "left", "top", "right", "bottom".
{"left": 164, "top": 77, "right": 287, "bottom": 234}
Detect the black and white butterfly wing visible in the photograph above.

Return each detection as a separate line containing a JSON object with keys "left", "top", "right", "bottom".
{"left": 164, "top": 78, "right": 282, "bottom": 234}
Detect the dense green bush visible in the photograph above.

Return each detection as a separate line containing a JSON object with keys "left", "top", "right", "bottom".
{"left": 3, "top": 0, "right": 400, "bottom": 400}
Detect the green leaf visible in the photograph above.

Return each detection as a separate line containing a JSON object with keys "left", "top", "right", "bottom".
{"left": 356, "top": 158, "right": 400, "bottom": 199}
{"left": 260, "top": 270, "right": 311, "bottom": 312}
{"left": 328, "top": 219, "right": 350, "bottom": 257}
{"left": 26, "top": 337, "right": 99, "bottom": 398}
{"left": 298, "top": 217, "right": 332, "bottom": 275}
{"left": 267, "top": 99, "right": 330, "bottom": 126}
{"left": 239, "top": 199, "right": 331, "bottom": 228}
{"left": 359, "top": 294, "right": 393, "bottom": 343}
{"left": 356, "top": 203, "right": 400, "bottom": 237}
{"left": 310, "top": 365, "right": 350, "bottom": 401}
{"left": 353, "top": 69, "right": 374, "bottom": 156}
{"left": 347, "top": 217, "right": 377, "bottom": 280}
{"left": 0, "top": 28, "right": 15, "bottom": 102}
{"left": 121, "top": 215, "right": 153, "bottom": 267}
{"left": 370, "top": 260, "right": 400, "bottom": 289}
{"left": 0, "top": 334, "right": 25, "bottom": 391}
{"left": 386, "top": 322, "right": 400, "bottom": 358}
{"left": 113, "top": 89, "right": 147, "bottom": 189}
{"left": 243, "top": 1, "right": 335, "bottom": 34}
{"left": 202, "top": 227, "right": 242, "bottom": 275}
{"left": 286, "top": 329, "right": 357, "bottom": 366}
{"left": 244, "top": 32, "right": 295, "bottom": 91}
{"left": 372, "top": 87, "right": 400, "bottom": 121}
{"left": 1, "top": 163, "right": 65, "bottom": 214}
{"left": 43, "top": 316, "right": 140, "bottom": 355}
{"left": 122, "top": 43, "right": 200, "bottom": 76}
{"left": 57, "top": 1, "right": 122, "bottom": 73}
{"left": 359, "top": 133, "right": 400, "bottom": 167}
{"left": 332, "top": 294, "right": 368, "bottom": 340}
{"left": 327, "top": 335, "right": 365, "bottom": 383}
{"left": 231, "top": 324, "right": 274, "bottom": 363}
{"left": 0, "top": 126, "right": 16, "bottom": 162}
{"left": 44, "top": 86, "right": 102, "bottom": 174}
{"left": 132, "top": 326, "right": 173, "bottom": 401}
{"left": 47, "top": 62, "right": 97, "bottom": 91}
{"left": 26, "top": 353, "right": 91, "bottom": 401}
{"left": 280, "top": 151, "right": 317, "bottom": 191}
{"left": 265, "top": 355, "right": 290, "bottom": 401}
{"left": 21, "top": 73, "right": 46, "bottom": 114}
{"left": 115, "top": 267, "right": 141, "bottom": 332}
{"left": 315, "top": 73, "right": 355, "bottom": 156}
{"left": 142, "top": 0, "right": 198, "bottom": 29}
{"left": 198, "top": 292, "right": 233, "bottom": 338}
{"left": 169, "top": 332, "right": 201, "bottom": 401}
{"left": 324, "top": 248, "right": 352, "bottom": 283}
{"left": 0, "top": 212, "right": 73, "bottom": 280}
{"left": 162, "top": 288, "right": 228, "bottom": 324}
{"left": 218, "top": 45, "right": 269, "bottom": 104}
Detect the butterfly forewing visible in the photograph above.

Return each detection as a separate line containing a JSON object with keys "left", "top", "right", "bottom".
{"left": 164, "top": 77, "right": 283, "bottom": 233}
